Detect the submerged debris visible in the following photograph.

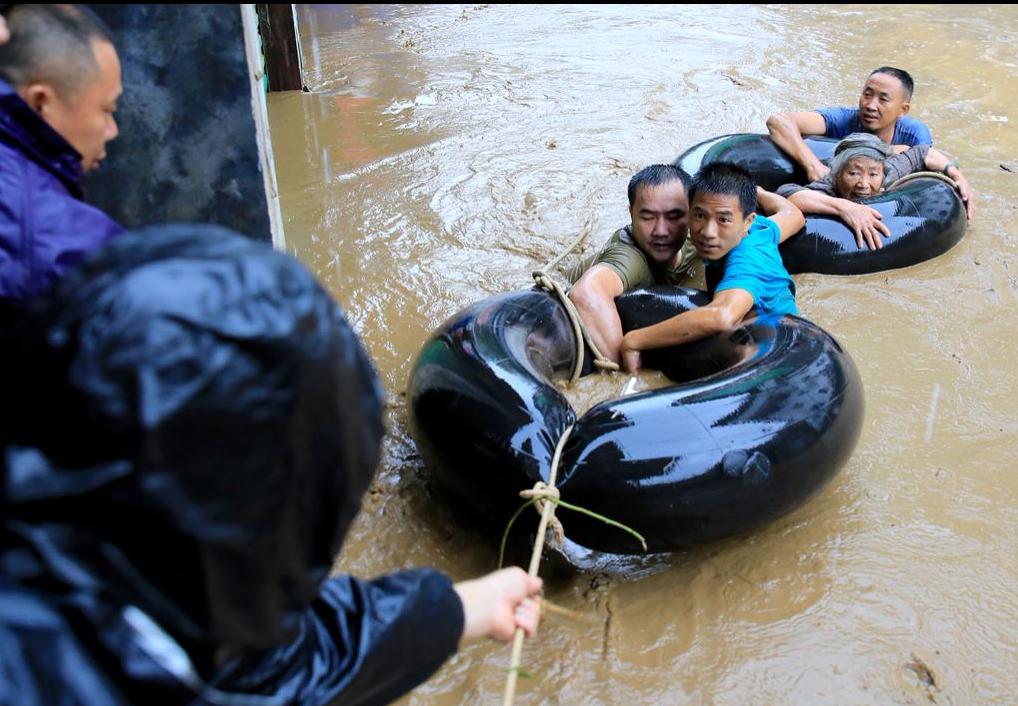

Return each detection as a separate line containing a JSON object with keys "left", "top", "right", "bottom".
{"left": 721, "top": 71, "right": 748, "bottom": 87}
{"left": 904, "top": 652, "right": 947, "bottom": 704}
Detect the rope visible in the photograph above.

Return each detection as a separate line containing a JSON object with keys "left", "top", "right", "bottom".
{"left": 886, "top": 170, "right": 958, "bottom": 191}
{"left": 500, "top": 425, "right": 647, "bottom": 706}
{"left": 501, "top": 199, "right": 635, "bottom": 704}
{"left": 519, "top": 482, "right": 566, "bottom": 550}
{"left": 531, "top": 211, "right": 620, "bottom": 383}
{"left": 540, "top": 599, "right": 597, "bottom": 624}
{"left": 502, "top": 424, "right": 574, "bottom": 706}
{"left": 540, "top": 210, "right": 598, "bottom": 274}
{"left": 532, "top": 271, "right": 620, "bottom": 382}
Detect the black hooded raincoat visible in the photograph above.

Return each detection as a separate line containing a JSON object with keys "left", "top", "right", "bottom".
{"left": 0, "top": 226, "right": 463, "bottom": 705}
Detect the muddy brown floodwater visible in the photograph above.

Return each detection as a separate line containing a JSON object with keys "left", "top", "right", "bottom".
{"left": 268, "top": 5, "right": 1018, "bottom": 704}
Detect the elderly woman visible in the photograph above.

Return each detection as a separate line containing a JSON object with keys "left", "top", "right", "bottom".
{"left": 777, "top": 132, "right": 975, "bottom": 250}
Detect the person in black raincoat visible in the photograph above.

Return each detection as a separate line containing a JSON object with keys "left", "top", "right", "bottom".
{"left": 0, "top": 225, "right": 540, "bottom": 705}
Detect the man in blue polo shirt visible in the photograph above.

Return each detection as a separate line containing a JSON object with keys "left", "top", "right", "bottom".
{"left": 766, "top": 67, "right": 932, "bottom": 183}
{"left": 619, "top": 163, "right": 804, "bottom": 373}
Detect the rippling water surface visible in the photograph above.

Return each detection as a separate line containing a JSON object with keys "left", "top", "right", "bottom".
{"left": 268, "top": 5, "right": 1018, "bottom": 703}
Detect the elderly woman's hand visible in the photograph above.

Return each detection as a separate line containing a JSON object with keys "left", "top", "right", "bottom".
{"left": 838, "top": 201, "right": 892, "bottom": 250}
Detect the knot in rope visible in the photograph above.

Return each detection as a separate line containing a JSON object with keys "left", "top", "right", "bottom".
{"left": 519, "top": 480, "right": 560, "bottom": 507}
{"left": 520, "top": 482, "right": 565, "bottom": 548}
{"left": 532, "top": 270, "right": 555, "bottom": 290}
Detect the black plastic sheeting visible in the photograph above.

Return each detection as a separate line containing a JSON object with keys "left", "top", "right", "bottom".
{"left": 409, "top": 287, "right": 864, "bottom": 554}
{"left": 0, "top": 225, "right": 463, "bottom": 705}
{"left": 673, "top": 133, "right": 967, "bottom": 274}
{"left": 83, "top": 5, "right": 273, "bottom": 241}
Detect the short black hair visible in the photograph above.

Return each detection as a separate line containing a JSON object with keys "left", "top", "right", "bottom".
{"left": 690, "top": 162, "right": 756, "bottom": 218}
{"left": 0, "top": 4, "right": 114, "bottom": 98}
{"left": 870, "top": 66, "right": 914, "bottom": 101}
{"left": 627, "top": 164, "right": 691, "bottom": 208}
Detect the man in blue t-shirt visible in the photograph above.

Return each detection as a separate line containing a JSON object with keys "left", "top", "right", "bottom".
{"left": 766, "top": 66, "right": 933, "bottom": 183}
{"left": 619, "top": 163, "right": 804, "bottom": 373}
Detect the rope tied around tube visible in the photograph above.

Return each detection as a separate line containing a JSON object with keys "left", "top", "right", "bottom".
{"left": 529, "top": 207, "right": 620, "bottom": 384}
{"left": 532, "top": 270, "right": 619, "bottom": 383}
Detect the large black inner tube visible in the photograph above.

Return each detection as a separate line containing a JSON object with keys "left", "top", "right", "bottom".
{"left": 408, "top": 286, "right": 864, "bottom": 554}
{"left": 673, "top": 133, "right": 967, "bottom": 275}
{"left": 674, "top": 133, "right": 838, "bottom": 192}
{"left": 779, "top": 174, "right": 967, "bottom": 274}
{"left": 408, "top": 290, "right": 577, "bottom": 521}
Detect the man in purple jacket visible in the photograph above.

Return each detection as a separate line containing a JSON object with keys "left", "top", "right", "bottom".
{"left": 0, "top": 5, "right": 124, "bottom": 312}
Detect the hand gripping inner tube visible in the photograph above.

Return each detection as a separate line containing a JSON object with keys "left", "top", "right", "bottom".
{"left": 674, "top": 133, "right": 967, "bottom": 275}
{"left": 408, "top": 286, "right": 864, "bottom": 554}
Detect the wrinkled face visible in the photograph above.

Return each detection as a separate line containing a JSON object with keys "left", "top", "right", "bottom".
{"left": 689, "top": 192, "right": 755, "bottom": 261}
{"left": 834, "top": 155, "right": 884, "bottom": 200}
{"left": 858, "top": 72, "right": 910, "bottom": 134}
{"left": 42, "top": 39, "right": 122, "bottom": 173}
{"left": 629, "top": 181, "right": 689, "bottom": 267}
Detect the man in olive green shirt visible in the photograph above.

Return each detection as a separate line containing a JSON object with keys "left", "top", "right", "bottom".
{"left": 568, "top": 164, "right": 696, "bottom": 364}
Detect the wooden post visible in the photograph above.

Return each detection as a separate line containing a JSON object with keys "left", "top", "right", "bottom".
{"left": 255, "top": 4, "right": 304, "bottom": 92}
{"left": 241, "top": 5, "right": 287, "bottom": 251}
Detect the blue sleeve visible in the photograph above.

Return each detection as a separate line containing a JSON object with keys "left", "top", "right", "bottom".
{"left": 0, "top": 146, "right": 27, "bottom": 300}
{"left": 212, "top": 569, "right": 465, "bottom": 706}
{"left": 896, "top": 117, "right": 933, "bottom": 146}
{"left": 814, "top": 107, "right": 857, "bottom": 139}
{"left": 715, "top": 219, "right": 781, "bottom": 304}
{"left": 0, "top": 143, "right": 124, "bottom": 304}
